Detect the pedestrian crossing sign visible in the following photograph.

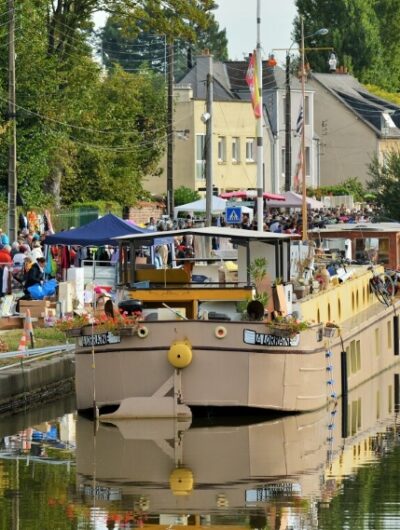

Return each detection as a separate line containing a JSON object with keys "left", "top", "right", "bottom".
{"left": 225, "top": 206, "right": 242, "bottom": 224}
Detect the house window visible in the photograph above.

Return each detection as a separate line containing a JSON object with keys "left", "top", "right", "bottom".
{"left": 375, "top": 328, "right": 380, "bottom": 356}
{"left": 347, "top": 339, "right": 361, "bottom": 374}
{"left": 196, "top": 134, "right": 206, "bottom": 180}
{"left": 388, "top": 320, "right": 393, "bottom": 350}
{"left": 305, "top": 146, "right": 311, "bottom": 176}
{"left": 246, "top": 138, "right": 256, "bottom": 162}
{"left": 218, "top": 136, "right": 226, "bottom": 163}
{"left": 232, "top": 137, "right": 240, "bottom": 162}
{"left": 304, "top": 95, "right": 310, "bottom": 125}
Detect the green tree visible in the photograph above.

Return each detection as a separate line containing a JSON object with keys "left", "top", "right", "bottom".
{"left": 367, "top": 150, "right": 400, "bottom": 221}
{"left": 99, "top": 12, "right": 228, "bottom": 79}
{"left": 293, "top": 0, "right": 399, "bottom": 90}
{"left": 98, "top": 17, "right": 167, "bottom": 74}
{"left": 174, "top": 185, "right": 200, "bottom": 206}
{"left": 0, "top": 0, "right": 214, "bottom": 208}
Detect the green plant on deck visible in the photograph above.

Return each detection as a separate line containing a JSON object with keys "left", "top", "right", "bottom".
{"left": 268, "top": 315, "right": 310, "bottom": 337}
{"left": 249, "top": 257, "right": 269, "bottom": 307}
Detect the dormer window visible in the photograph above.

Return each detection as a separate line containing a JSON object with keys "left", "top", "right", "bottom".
{"left": 381, "top": 111, "right": 396, "bottom": 135}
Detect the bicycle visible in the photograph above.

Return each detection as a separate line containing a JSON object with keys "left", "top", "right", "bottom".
{"left": 369, "top": 266, "right": 394, "bottom": 306}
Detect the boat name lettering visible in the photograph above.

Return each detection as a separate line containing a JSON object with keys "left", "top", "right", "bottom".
{"left": 80, "top": 332, "right": 121, "bottom": 347}
{"left": 245, "top": 483, "right": 301, "bottom": 502}
{"left": 243, "top": 329, "right": 300, "bottom": 347}
{"left": 81, "top": 485, "right": 121, "bottom": 501}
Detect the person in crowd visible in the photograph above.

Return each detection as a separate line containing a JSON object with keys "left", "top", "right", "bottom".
{"left": 269, "top": 216, "right": 282, "bottom": 233}
{"left": 0, "top": 229, "right": 9, "bottom": 246}
{"left": 13, "top": 256, "right": 33, "bottom": 286}
{"left": 147, "top": 217, "right": 156, "bottom": 230}
{"left": 24, "top": 256, "right": 46, "bottom": 296}
{"left": 29, "top": 240, "right": 43, "bottom": 261}
{"left": 0, "top": 244, "right": 12, "bottom": 265}
{"left": 241, "top": 213, "right": 251, "bottom": 229}
{"left": 12, "top": 245, "right": 28, "bottom": 267}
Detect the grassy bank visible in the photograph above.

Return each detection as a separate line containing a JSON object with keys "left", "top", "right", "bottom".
{"left": 0, "top": 328, "right": 69, "bottom": 367}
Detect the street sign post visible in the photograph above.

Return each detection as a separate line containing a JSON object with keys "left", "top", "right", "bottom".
{"left": 225, "top": 206, "right": 242, "bottom": 224}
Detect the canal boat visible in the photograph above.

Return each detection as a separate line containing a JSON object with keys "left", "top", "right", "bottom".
{"left": 74, "top": 226, "right": 400, "bottom": 418}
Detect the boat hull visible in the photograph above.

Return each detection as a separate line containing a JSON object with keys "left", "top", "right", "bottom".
{"left": 75, "top": 303, "right": 400, "bottom": 415}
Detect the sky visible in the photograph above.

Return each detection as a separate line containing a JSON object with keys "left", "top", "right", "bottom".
{"left": 214, "top": 0, "right": 297, "bottom": 65}
{"left": 94, "top": 0, "right": 298, "bottom": 67}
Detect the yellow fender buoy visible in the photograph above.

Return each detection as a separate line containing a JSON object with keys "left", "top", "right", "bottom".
{"left": 215, "top": 326, "right": 227, "bottom": 339}
{"left": 167, "top": 340, "right": 192, "bottom": 368}
{"left": 169, "top": 467, "right": 194, "bottom": 496}
{"left": 137, "top": 326, "right": 149, "bottom": 338}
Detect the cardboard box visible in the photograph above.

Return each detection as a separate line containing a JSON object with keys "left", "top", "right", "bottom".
{"left": 19, "top": 300, "right": 51, "bottom": 318}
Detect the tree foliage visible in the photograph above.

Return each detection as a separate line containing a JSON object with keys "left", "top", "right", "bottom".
{"left": 311, "top": 178, "right": 365, "bottom": 202}
{"left": 99, "top": 11, "right": 228, "bottom": 79}
{"left": 294, "top": 0, "right": 400, "bottom": 91}
{"left": 0, "top": 0, "right": 217, "bottom": 209}
{"left": 367, "top": 150, "right": 400, "bottom": 221}
{"left": 174, "top": 185, "right": 200, "bottom": 206}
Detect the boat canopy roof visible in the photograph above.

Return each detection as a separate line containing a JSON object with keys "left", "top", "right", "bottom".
{"left": 311, "top": 222, "right": 400, "bottom": 234}
{"left": 113, "top": 226, "right": 295, "bottom": 244}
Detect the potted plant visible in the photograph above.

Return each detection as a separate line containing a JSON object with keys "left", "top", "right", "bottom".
{"left": 56, "top": 311, "right": 142, "bottom": 337}
{"left": 324, "top": 321, "right": 340, "bottom": 338}
{"left": 249, "top": 257, "right": 269, "bottom": 308}
{"left": 55, "top": 313, "right": 93, "bottom": 337}
{"left": 267, "top": 315, "right": 309, "bottom": 338}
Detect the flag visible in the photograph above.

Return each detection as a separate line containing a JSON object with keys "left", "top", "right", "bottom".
{"left": 293, "top": 144, "right": 303, "bottom": 193}
{"left": 295, "top": 105, "right": 304, "bottom": 136}
{"left": 246, "top": 51, "right": 261, "bottom": 119}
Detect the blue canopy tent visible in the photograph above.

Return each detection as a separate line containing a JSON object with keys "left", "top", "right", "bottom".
{"left": 44, "top": 213, "right": 147, "bottom": 246}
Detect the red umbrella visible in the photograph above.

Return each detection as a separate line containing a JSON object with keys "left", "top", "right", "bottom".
{"left": 219, "top": 190, "right": 248, "bottom": 199}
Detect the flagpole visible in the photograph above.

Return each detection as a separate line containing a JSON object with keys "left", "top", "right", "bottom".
{"left": 300, "top": 15, "right": 308, "bottom": 241}
{"left": 256, "top": 0, "right": 263, "bottom": 231}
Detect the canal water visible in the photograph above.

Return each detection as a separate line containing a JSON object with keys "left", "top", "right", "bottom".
{"left": 1, "top": 366, "right": 400, "bottom": 529}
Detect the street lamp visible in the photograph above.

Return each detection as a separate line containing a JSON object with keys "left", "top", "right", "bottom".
{"left": 284, "top": 25, "right": 328, "bottom": 192}
{"left": 300, "top": 19, "right": 328, "bottom": 240}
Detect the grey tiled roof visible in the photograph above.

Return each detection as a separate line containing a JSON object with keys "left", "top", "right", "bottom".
{"left": 177, "top": 57, "right": 302, "bottom": 102}
{"left": 312, "top": 73, "right": 400, "bottom": 137}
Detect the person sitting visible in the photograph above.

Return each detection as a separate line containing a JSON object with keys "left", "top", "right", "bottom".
{"left": 24, "top": 256, "right": 46, "bottom": 298}
{"left": 13, "top": 256, "right": 33, "bottom": 286}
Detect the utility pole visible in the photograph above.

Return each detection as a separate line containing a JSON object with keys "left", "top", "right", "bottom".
{"left": 166, "top": 41, "right": 174, "bottom": 218}
{"left": 255, "top": 0, "right": 263, "bottom": 231}
{"left": 8, "top": 0, "right": 17, "bottom": 242}
{"left": 300, "top": 16, "right": 308, "bottom": 241}
{"left": 284, "top": 53, "right": 291, "bottom": 191}
{"left": 205, "top": 55, "right": 213, "bottom": 227}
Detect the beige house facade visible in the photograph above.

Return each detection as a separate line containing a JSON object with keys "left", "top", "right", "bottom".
{"left": 145, "top": 87, "right": 260, "bottom": 196}
{"left": 309, "top": 72, "right": 400, "bottom": 187}
{"left": 145, "top": 54, "right": 319, "bottom": 197}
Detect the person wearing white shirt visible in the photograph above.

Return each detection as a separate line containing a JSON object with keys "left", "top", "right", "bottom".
{"left": 29, "top": 240, "right": 43, "bottom": 261}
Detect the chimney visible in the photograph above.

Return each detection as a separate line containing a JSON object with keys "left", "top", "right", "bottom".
{"left": 196, "top": 52, "right": 213, "bottom": 100}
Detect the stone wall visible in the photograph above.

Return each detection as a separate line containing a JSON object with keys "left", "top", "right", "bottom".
{"left": 124, "top": 201, "right": 165, "bottom": 226}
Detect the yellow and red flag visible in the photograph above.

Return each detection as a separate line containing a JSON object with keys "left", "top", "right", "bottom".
{"left": 246, "top": 51, "right": 261, "bottom": 119}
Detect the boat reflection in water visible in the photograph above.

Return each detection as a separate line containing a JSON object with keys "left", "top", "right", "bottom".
{"left": 76, "top": 366, "right": 400, "bottom": 528}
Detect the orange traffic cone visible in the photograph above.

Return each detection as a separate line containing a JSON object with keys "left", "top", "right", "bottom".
{"left": 24, "top": 308, "right": 35, "bottom": 348}
{"left": 24, "top": 308, "right": 33, "bottom": 335}
{"left": 18, "top": 332, "right": 27, "bottom": 352}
